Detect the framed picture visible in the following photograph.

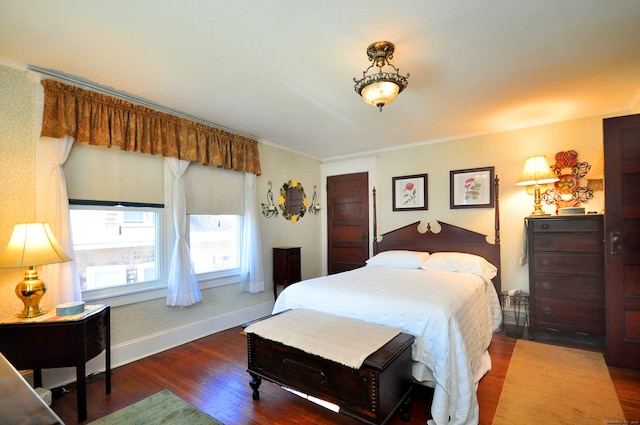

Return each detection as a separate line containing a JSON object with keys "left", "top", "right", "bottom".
{"left": 392, "top": 174, "right": 428, "bottom": 211}
{"left": 450, "top": 167, "right": 495, "bottom": 209}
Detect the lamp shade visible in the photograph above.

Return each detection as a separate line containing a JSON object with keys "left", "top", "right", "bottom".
{"left": 515, "top": 155, "right": 559, "bottom": 186}
{"left": 0, "top": 223, "right": 72, "bottom": 268}
{"left": 585, "top": 148, "right": 604, "bottom": 180}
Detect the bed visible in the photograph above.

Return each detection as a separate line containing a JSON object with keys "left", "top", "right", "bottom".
{"left": 272, "top": 178, "right": 502, "bottom": 425}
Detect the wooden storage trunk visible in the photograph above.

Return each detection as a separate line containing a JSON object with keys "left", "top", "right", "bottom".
{"left": 244, "top": 320, "right": 414, "bottom": 425}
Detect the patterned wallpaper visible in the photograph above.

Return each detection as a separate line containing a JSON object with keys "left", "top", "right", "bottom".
{"left": 0, "top": 64, "right": 36, "bottom": 315}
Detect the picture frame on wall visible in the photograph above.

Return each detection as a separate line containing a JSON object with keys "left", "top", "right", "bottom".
{"left": 392, "top": 174, "right": 428, "bottom": 211}
{"left": 450, "top": 167, "right": 495, "bottom": 209}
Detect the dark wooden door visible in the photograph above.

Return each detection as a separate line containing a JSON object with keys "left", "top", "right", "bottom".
{"left": 327, "top": 173, "right": 369, "bottom": 274}
{"left": 604, "top": 113, "right": 640, "bottom": 369}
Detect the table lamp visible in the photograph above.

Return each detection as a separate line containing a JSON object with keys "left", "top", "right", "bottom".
{"left": 0, "top": 223, "right": 72, "bottom": 318}
{"left": 515, "top": 155, "right": 559, "bottom": 216}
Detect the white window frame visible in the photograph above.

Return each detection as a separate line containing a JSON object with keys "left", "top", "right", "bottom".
{"left": 187, "top": 214, "right": 243, "bottom": 284}
{"left": 71, "top": 202, "right": 169, "bottom": 304}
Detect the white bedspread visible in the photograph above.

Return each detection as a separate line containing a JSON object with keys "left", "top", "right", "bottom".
{"left": 272, "top": 266, "right": 502, "bottom": 425}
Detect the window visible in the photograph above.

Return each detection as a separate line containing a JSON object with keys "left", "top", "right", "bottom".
{"left": 70, "top": 204, "right": 163, "bottom": 295}
{"left": 189, "top": 215, "right": 241, "bottom": 275}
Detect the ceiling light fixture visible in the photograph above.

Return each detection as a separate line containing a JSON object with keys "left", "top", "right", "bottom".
{"left": 354, "top": 41, "right": 409, "bottom": 112}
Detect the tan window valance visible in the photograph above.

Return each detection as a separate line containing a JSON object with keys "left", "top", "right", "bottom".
{"left": 40, "top": 79, "right": 261, "bottom": 175}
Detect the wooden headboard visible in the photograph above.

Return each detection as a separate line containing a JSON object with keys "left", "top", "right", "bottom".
{"left": 373, "top": 177, "right": 501, "bottom": 295}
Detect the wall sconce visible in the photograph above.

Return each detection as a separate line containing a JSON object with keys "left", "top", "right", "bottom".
{"left": 308, "top": 185, "right": 321, "bottom": 215}
{"left": 584, "top": 148, "right": 604, "bottom": 191}
{"left": 515, "top": 155, "right": 559, "bottom": 216}
{"left": 261, "top": 181, "right": 279, "bottom": 218}
{"left": 353, "top": 41, "right": 409, "bottom": 112}
{"left": 0, "top": 223, "right": 72, "bottom": 317}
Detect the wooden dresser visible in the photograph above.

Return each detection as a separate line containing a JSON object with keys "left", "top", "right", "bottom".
{"left": 526, "top": 215, "right": 605, "bottom": 348}
{"left": 273, "top": 247, "right": 301, "bottom": 298}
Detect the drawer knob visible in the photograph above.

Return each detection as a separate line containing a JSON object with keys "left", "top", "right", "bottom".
{"left": 542, "top": 282, "right": 552, "bottom": 290}
{"left": 540, "top": 239, "right": 551, "bottom": 246}
{"left": 541, "top": 223, "right": 550, "bottom": 230}
{"left": 541, "top": 260, "right": 551, "bottom": 267}
{"left": 542, "top": 306, "right": 553, "bottom": 315}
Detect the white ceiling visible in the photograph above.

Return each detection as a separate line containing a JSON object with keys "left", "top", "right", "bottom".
{"left": 1, "top": 1, "right": 640, "bottom": 159}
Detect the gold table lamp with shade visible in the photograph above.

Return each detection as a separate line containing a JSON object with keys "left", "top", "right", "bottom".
{"left": 0, "top": 223, "right": 72, "bottom": 318}
{"left": 515, "top": 155, "right": 560, "bottom": 216}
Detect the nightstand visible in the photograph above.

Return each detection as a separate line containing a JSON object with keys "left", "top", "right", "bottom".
{"left": 273, "top": 247, "right": 301, "bottom": 298}
{"left": 0, "top": 304, "right": 111, "bottom": 422}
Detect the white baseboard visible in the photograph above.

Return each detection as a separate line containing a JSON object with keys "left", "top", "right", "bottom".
{"left": 30, "top": 301, "right": 274, "bottom": 389}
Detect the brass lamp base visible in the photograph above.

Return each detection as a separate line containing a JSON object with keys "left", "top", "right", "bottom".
{"left": 529, "top": 184, "right": 550, "bottom": 216}
{"left": 15, "top": 267, "right": 47, "bottom": 318}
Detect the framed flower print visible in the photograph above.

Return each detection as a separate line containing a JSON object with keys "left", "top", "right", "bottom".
{"left": 392, "top": 174, "right": 428, "bottom": 211}
{"left": 450, "top": 167, "right": 495, "bottom": 209}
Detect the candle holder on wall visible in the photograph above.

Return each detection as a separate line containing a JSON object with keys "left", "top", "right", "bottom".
{"left": 308, "top": 185, "right": 321, "bottom": 215}
{"left": 261, "top": 181, "right": 278, "bottom": 218}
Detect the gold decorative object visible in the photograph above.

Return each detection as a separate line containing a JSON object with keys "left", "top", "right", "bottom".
{"left": 353, "top": 41, "right": 409, "bottom": 111}
{"left": 0, "top": 223, "right": 72, "bottom": 318}
{"left": 515, "top": 156, "right": 559, "bottom": 216}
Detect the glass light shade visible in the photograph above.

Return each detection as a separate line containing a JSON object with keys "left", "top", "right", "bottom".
{"left": 515, "top": 155, "right": 559, "bottom": 186}
{"left": 361, "top": 80, "right": 400, "bottom": 108}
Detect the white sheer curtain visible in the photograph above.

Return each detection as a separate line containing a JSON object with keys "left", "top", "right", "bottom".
{"left": 166, "top": 158, "right": 202, "bottom": 307}
{"left": 38, "top": 135, "right": 82, "bottom": 305}
{"left": 239, "top": 172, "right": 264, "bottom": 293}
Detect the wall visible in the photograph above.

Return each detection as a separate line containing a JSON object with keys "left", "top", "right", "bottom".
{"left": 257, "top": 143, "right": 323, "bottom": 285}
{"left": 0, "top": 64, "right": 36, "bottom": 314}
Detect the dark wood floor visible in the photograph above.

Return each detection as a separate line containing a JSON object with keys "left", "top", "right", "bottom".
{"left": 51, "top": 327, "right": 640, "bottom": 424}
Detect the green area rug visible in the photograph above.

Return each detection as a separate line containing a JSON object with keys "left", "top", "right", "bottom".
{"left": 88, "top": 389, "right": 224, "bottom": 425}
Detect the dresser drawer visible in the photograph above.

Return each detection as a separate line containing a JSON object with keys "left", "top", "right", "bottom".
{"left": 532, "top": 233, "right": 603, "bottom": 252}
{"left": 533, "top": 252, "right": 604, "bottom": 275}
{"left": 85, "top": 312, "right": 109, "bottom": 360}
{"left": 530, "top": 217, "right": 603, "bottom": 233}
{"left": 534, "top": 299, "right": 605, "bottom": 336}
{"left": 533, "top": 274, "right": 604, "bottom": 303}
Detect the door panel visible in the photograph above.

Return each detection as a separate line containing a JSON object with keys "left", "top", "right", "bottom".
{"left": 604, "top": 113, "right": 640, "bottom": 369}
{"left": 327, "top": 173, "right": 369, "bottom": 274}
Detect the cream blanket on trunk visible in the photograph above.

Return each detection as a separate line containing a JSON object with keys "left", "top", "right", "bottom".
{"left": 244, "top": 308, "right": 402, "bottom": 369}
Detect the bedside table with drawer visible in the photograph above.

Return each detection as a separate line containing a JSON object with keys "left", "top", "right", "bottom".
{"left": 525, "top": 215, "right": 605, "bottom": 348}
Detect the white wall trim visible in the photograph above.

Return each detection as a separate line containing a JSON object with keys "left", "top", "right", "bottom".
{"left": 33, "top": 301, "right": 274, "bottom": 389}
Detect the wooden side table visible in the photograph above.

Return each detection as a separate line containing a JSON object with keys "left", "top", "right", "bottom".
{"left": 273, "top": 247, "right": 301, "bottom": 298}
{"left": 0, "top": 304, "right": 111, "bottom": 422}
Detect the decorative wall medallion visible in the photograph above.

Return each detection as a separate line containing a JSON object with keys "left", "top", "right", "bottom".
{"left": 540, "top": 150, "right": 593, "bottom": 214}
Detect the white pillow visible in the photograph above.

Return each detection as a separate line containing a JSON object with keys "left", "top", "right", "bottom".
{"left": 366, "top": 250, "right": 430, "bottom": 269}
{"left": 420, "top": 252, "right": 497, "bottom": 280}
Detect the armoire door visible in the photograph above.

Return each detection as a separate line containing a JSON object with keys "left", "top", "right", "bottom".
{"left": 604, "top": 113, "right": 640, "bottom": 369}
{"left": 326, "top": 172, "right": 369, "bottom": 274}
